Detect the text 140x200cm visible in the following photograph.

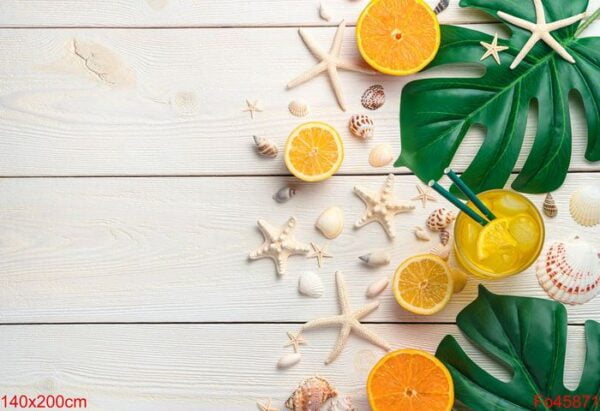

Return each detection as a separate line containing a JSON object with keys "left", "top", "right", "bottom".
{"left": 1, "top": 395, "right": 87, "bottom": 409}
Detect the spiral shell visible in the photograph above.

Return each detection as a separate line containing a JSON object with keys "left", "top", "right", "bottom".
{"left": 433, "top": 0, "right": 449, "bottom": 14}
{"left": 289, "top": 99, "right": 310, "bottom": 117}
{"left": 543, "top": 193, "right": 558, "bottom": 218}
{"left": 298, "top": 271, "right": 324, "bottom": 298}
{"left": 361, "top": 85, "right": 385, "bottom": 111}
{"left": 285, "top": 376, "right": 338, "bottom": 411}
{"left": 439, "top": 229, "right": 450, "bottom": 246}
{"left": 253, "top": 135, "right": 278, "bottom": 158}
{"left": 426, "top": 208, "right": 456, "bottom": 232}
{"left": 315, "top": 206, "right": 344, "bottom": 239}
{"left": 273, "top": 186, "right": 297, "bottom": 203}
{"left": 368, "top": 144, "right": 393, "bottom": 168}
{"left": 348, "top": 114, "right": 374, "bottom": 139}
{"left": 569, "top": 186, "right": 600, "bottom": 227}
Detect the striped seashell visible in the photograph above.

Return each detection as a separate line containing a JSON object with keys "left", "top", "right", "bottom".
{"left": 361, "top": 85, "right": 385, "bottom": 111}
{"left": 433, "top": 0, "right": 449, "bottom": 14}
{"left": 439, "top": 229, "right": 450, "bottom": 246}
{"left": 543, "top": 193, "right": 558, "bottom": 218}
{"left": 348, "top": 114, "right": 374, "bottom": 139}
{"left": 569, "top": 186, "right": 600, "bottom": 227}
{"left": 426, "top": 208, "right": 456, "bottom": 232}
{"left": 253, "top": 135, "right": 278, "bottom": 158}
{"left": 273, "top": 186, "right": 297, "bottom": 203}
{"left": 298, "top": 271, "right": 324, "bottom": 298}
{"left": 286, "top": 376, "right": 338, "bottom": 411}
{"left": 289, "top": 99, "right": 310, "bottom": 117}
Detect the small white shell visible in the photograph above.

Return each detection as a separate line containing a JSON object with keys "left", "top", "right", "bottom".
{"left": 543, "top": 193, "right": 558, "bottom": 218}
{"left": 430, "top": 243, "right": 451, "bottom": 261}
{"left": 366, "top": 277, "right": 389, "bottom": 298}
{"left": 414, "top": 226, "right": 431, "bottom": 241}
{"left": 253, "top": 135, "right": 278, "bottom": 158}
{"left": 273, "top": 186, "right": 297, "bottom": 203}
{"left": 277, "top": 352, "right": 302, "bottom": 368}
{"left": 426, "top": 208, "right": 456, "bottom": 232}
{"left": 315, "top": 206, "right": 344, "bottom": 239}
{"left": 569, "top": 186, "right": 600, "bottom": 227}
{"left": 348, "top": 114, "right": 374, "bottom": 139}
{"left": 298, "top": 271, "right": 324, "bottom": 298}
{"left": 359, "top": 250, "right": 391, "bottom": 267}
{"left": 319, "top": 2, "right": 332, "bottom": 21}
{"left": 288, "top": 99, "right": 310, "bottom": 117}
{"left": 368, "top": 144, "right": 393, "bottom": 168}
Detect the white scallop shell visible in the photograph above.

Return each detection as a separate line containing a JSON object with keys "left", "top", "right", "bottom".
{"left": 414, "top": 226, "right": 431, "bottom": 241}
{"left": 319, "top": 2, "right": 332, "bottom": 21}
{"left": 298, "top": 271, "right": 324, "bottom": 298}
{"left": 277, "top": 352, "right": 302, "bottom": 368}
{"left": 536, "top": 236, "right": 600, "bottom": 305}
{"left": 426, "top": 208, "right": 456, "bottom": 232}
{"left": 348, "top": 114, "right": 374, "bottom": 139}
{"left": 315, "top": 206, "right": 344, "bottom": 239}
{"left": 368, "top": 144, "right": 393, "bottom": 168}
{"left": 569, "top": 186, "right": 600, "bottom": 227}
{"left": 359, "top": 250, "right": 391, "bottom": 267}
{"left": 366, "top": 277, "right": 389, "bottom": 298}
{"left": 289, "top": 99, "right": 310, "bottom": 117}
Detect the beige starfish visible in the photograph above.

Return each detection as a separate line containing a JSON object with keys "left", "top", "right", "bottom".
{"left": 307, "top": 242, "right": 333, "bottom": 268}
{"left": 301, "top": 271, "right": 391, "bottom": 364}
{"left": 249, "top": 217, "right": 310, "bottom": 276}
{"left": 284, "top": 331, "right": 307, "bottom": 353}
{"left": 354, "top": 174, "right": 415, "bottom": 240}
{"left": 287, "top": 20, "right": 374, "bottom": 111}
{"left": 412, "top": 184, "right": 437, "bottom": 208}
{"left": 257, "top": 398, "right": 279, "bottom": 411}
{"left": 497, "top": 0, "right": 587, "bottom": 69}
{"left": 243, "top": 99, "right": 263, "bottom": 119}
{"left": 480, "top": 33, "right": 509, "bottom": 65}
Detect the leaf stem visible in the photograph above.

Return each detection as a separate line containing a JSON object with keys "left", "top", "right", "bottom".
{"left": 575, "top": 6, "right": 600, "bottom": 37}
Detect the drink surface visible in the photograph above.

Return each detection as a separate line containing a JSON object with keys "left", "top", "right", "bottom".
{"left": 454, "top": 190, "right": 544, "bottom": 279}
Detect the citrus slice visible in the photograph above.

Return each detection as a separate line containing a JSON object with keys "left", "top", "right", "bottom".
{"left": 476, "top": 218, "right": 518, "bottom": 261}
{"left": 367, "top": 349, "right": 454, "bottom": 411}
{"left": 284, "top": 122, "right": 344, "bottom": 182}
{"left": 508, "top": 213, "right": 539, "bottom": 252}
{"left": 450, "top": 268, "right": 468, "bottom": 294}
{"left": 356, "top": 0, "right": 441, "bottom": 76}
{"left": 392, "top": 254, "right": 453, "bottom": 315}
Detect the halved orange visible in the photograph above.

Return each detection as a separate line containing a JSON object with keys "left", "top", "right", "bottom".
{"left": 367, "top": 349, "right": 454, "bottom": 411}
{"left": 356, "top": 0, "right": 441, "bottom": 76}
{"left": 284, "top": 122, "right": 344, "bottom": 182}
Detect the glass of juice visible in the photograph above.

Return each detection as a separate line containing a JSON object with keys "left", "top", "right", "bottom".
{"left": 454, "top": 189, "right": 545, "bottom": 280}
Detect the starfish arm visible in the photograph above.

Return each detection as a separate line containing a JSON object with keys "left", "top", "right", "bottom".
{"left": 492, "top": 50, "right": 501, "bottom": 64}
{"left": 497, "top": 11, "right": 537, "bottom": 31}
{"left": 497, "top": 45, "right": 510, "bottom": 52}
{"left": 286, "top": 61, "right": 328, "bottom": 89}
{"left": 248, "top": 245, "right": 268, "bottom": 260}
{"left": 336, "top": 58, "right": 376, "bottom": 74}
{"left": 352, "top": 322, "right": 392, "bottom": 352}
{"left": 285, "top": 239, "right": 311, "bottom": 254}
{"left": 327, "top": 64, "right": 347, "bottom": 111}
{"left": 324, "top": 324, "right": 351, "bottom": 364}
{"left": 546, "top": 12, "right": 586, "bottom": 30}
{"left": 335, "top": 271, "right": 351, "bottom": 314}
{"left": 275, "top": 254, "right": 287, "bottom": 276}
{"left": 532, "top": 0, "right": 546, "bottom": 24}
{"left": 389, "top": 201, "right": 416, "bottom": 213}
{"left": 256, "top": 219, "right": 280, "bottom": 241}
{"left": 509, "top": 32, "right": 540, "bottom": 69}
{"left": 380, "top": 216, "right": 396, "bottom": 239}
{"left": 330, "top": 20, "right": 346, "bottom": 56}
{"left": 353, "top": 301, "right": 381, "bottom": 319}
{"left": 302, "top": 315, "right": 343, "bottom": 330}
{"left": 298, "top": 28, "right": 328, "bottom": 60}
{"left": 353, "top": 186, "right": 375, "bottom": 205}
{"left": 480, "top": 46, "right": 493, "bottom": 61}
{"left": 540, "top": 32, "right": 576, "bottom": 63}
{"left": 355, "top": 213, "right": 376, "bottom": 228}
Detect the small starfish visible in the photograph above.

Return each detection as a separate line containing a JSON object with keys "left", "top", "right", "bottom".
{"left": 301, "top": 271, "right": 391, "bottom": 364}
{"left": 257, "top": 399, "right": 279, "bottom": 411}
{"left": 284, "top": 331, "right": 307, "bottom": 353}
{"left": 287, "top": 20, "right": 374, "bottom": 111}
{"left": 354, "top": 174, "right": 415, "bottom": 240}
{"left": 497, "top": 0, "right": 587, "bottom": 69}
{"left": 411, "top": 184, "right": 437, "bottom": 208}
{"left": 479, "top": 33, "right": 509, "bottom": 65}
{"left": 307, "top": 242, "right": 333, "bottom": 268}
{"left": 243, "top": 99, "right": 263, "bottom": 119}
{"left": 249, "top": 217, "right": 310, "bottom": 276}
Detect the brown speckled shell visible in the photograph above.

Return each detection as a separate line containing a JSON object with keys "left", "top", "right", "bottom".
{"left": 426, "top": 208, "right": 456, "bottom": 232}
{"left": 348, "top": 114, "right": 374, "bottom": 140}
{"left": 361, "top": 85, "right": 385, "bottom": 111}
{"left": 285, "top": 376, "right": 338, "bottom": 411}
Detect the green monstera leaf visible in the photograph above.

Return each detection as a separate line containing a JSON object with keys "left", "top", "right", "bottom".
{"left": 436, "top": 286, "right": 600, "bottom": 410}
{"left": 395, "top": 0, "right": 600, "bottom": 194}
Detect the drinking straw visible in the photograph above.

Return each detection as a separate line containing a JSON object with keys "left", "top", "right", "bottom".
{"left": 428, "top": 180, "right": 489, "bottom": 227}
{"left": 444, "top": 168, "right": 496, "bottom": 221}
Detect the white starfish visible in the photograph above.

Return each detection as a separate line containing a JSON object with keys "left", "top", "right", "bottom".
{"left": 412, "top": 184, "right": 437, "bottom": 208}
{"left": 287, "top": 20, "right": 374, "bottom": 111}
{"left": 249, "top": 217, "right": 310, "bottom": 276}
{"left": 301, "top": 271, "right": 391, "bottom": 364}
{"left": 354, "top": 174, "right": 415, "bottom": 240}
{"left": 284, "top": 331, "right": 307, "bottom": 353}
{"left": 480, "top": 33, "right": 509, "bottom": 65}
{"left": 307, "top": 242, "right": 333, "bottom": 268}
{"left": 243, "top": 99, "right": 263, "bottom": 119}
{"left": 497, "top": 0, "right": 587, "bottom": 69}
{"left": 257, "top": 398, "right": 279, "bottom": 411}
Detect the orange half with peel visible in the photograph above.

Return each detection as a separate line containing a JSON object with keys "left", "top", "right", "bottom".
{"left": 356, "top": 0, "right": 441, "bottom": 76}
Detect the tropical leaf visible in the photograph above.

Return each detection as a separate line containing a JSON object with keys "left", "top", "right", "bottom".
{"left": 436, "top": 286, "right": 600, "bottom": 410}
{"left": 395, "top": 0, "right": 600, "bottom": 194}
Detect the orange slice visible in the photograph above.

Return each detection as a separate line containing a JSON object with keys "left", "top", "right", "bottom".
{"left": 284, "top": 122, "right": 344, "bottom": 182}
{"left": 476, "top": 218, "right": 518, "bottom": 261}
{"left": 367, "top": 349, "right": 454, "bottom": 411}
{"left": 356, "top": 0, "right": 441, "bottom": 76}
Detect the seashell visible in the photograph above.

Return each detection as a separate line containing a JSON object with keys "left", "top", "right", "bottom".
{"left": 319, "top": 2, "right": 332, "bottom": 21}
{"left": 315, "top": 206, "right": 344, "bottom": 239}
{"left": 286, "top": 376, "right": 338, "bottom": 411}
{"left": 433, "top": 0, "right": 449, "bottom": 14}
{"left": 430, "top": 243, "right": 451, "bottom": 261}
{"left": 361, "top": 85, "right": 385, "bottom": 111}
{"left": 366, "top": 277, "right": 389, "bottom": 298}
{"left": 439, "top": 229, "right": 450, "bottom": 246}
{"left": 359, "top": 250, "right": 391, "bottom": 267}
{"left": 273, "top": 186, "right": 297, "bottom": 203}
{"left": 278, "top": 352, "right": 302, "bottom": 369}
{"left": 253, "top": 135, "right": 278, "bottom": 158}
{"left": 348, "top": 114, "right": 374, "bottom": 140}
{"left": 543, "top": 193, "right": 558, "bottom": 218}
{"left": 414, "top": 226, "right": 431, "bottom": 241}
{"left": 368, "top": 144, "right": 393, "bottom": 168}
{"left": 298, "top": 271, "right": 324, "bottom": 298}
{"left": 426, "top": 208, "right": 456, "bottom": 232}
{"left": 289, "top": 99, "right": 310, "bottom": 117}
{"left": 326, "top": 395, "right": 355, "bottom": 411}
{"left": 569, "top": 186, "right": 600, "bottom": 227}
{"left": 536, "top": 236, "right": 600, "bottom": 305}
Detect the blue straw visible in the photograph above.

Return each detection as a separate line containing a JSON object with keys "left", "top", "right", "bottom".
{"left": 444, "top": 168, "right": 496, "bottom": 221}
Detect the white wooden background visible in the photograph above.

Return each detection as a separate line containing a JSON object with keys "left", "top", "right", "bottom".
{"left": 0, "top": 1, "right": 599, "bottom": 410}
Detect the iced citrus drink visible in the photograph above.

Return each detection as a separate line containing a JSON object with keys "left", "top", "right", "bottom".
{"left": 454, "top": 189, "right": 544, "bottom": 279}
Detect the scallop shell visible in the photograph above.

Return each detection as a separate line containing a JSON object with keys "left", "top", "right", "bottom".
{"left": 536, "top": 236, "right": 600, "bottom": 305}
{"left": 289, "top": 99, "right": 310, "bottom": 117}
{"left": 569, "top": 186, "right": 600, "bottom": 227}
{"left": 315, "top": 206, "right": 344, "bottom": 239}
{"left": 366, "top": 277, "right": 389, "bottom": 298}
{"left": 430, "top": 243, "right": 451, "bottom": 261}
{"left": 253, "top": 135, "right": 278, "bottom": 158}
{"left": 278, "top": 352, "right": 302, "bottom": 369}
{"left": 286, "top": 376, "right": 338, "bottom": 411}
{"left": 361, "top": 85, "right": 385, "bottom": 111}
{"left": 273, "top": 186, "right": 297, "bottom": 203}
{"left": 368, "top": 144, "right": 393, "bottom": 168}
{"left": 319, "top": 2, "right": 332, "bottom": 21}
{"left": 439, "top": 229, "right": 450, "bottom": 246}
{"left": 543, "top": 193, "right": 558, "bottom": 218}
{"left": 326, "top": 395, "right": 355, "bottom": 411}
{"left": 298, "top": 271, "right": 324, "bottom": 298}
{"left": 348, "top": 114, "right": 374, "bottom": 139}
{"left": 414, "top": 226, "right": 431, "bottom": 241}
{"left": 359, "top": 250, "right": 391, "bottom": 267}
{"left": 426, "top": 208, "right": 456, "bottom": 232}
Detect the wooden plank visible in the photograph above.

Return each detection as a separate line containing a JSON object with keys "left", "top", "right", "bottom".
{"left": 0, "top": 323, "right": 590, "bottom": 410}
{"left": 1, "top": 173, "right": 598, "bottom": 323}
{"left": 0, "top": 25, "right": 599, "bottom": 177}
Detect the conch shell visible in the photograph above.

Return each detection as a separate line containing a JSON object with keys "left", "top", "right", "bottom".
{"left": 285, "top": 376, "right": 338, "bottom": 411}
{"left": 543, "top": 193, "right": 558, "bottom": 218}
{"left": 253, "top": 135, "right": 278, "bottom": 158}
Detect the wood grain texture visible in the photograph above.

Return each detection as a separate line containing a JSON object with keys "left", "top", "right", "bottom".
{"left": 0, "top": 24, "right": 599, "bottom": 176}
{"left": 1, "top": 173, "right": 598, "bottom": 323}
{"left": 0, "top": 323, "right": 591, "bottom": 410}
